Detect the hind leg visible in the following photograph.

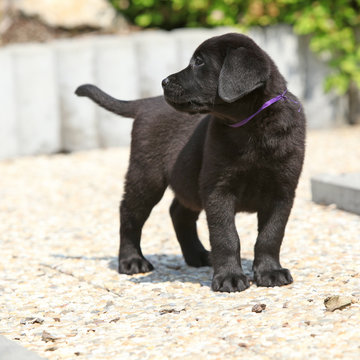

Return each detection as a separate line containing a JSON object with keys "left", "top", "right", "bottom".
{"left": 170, "top": 198, "right": 211, "bottom": 267}
{"left": 119, "top": 164, "right": 166, "bottom": 274}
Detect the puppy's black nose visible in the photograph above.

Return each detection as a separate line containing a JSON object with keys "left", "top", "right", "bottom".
{"left": 162, "top": 77, "right": 170, "bottom": 88}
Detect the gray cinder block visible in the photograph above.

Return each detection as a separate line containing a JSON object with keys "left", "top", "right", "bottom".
{"left": 299, "top": 36, "right": 347, "bottom": 128}
{"left": 0, "top": 27, "right": 351, "bottom": 160}
{"left": 254, "top": 25, "right": 304, "bottom": 99}
{"left": 0, "top": 335, "right": 46, "bottom": 360}
{"left": 311, "top": 173, "right": 360, "bottom": 215}
{"left": 247, "top": 26, "right": 267, "bottom": 49}
{"left": 0, "top": 48, "right": 18, "bottom": 159}
{"left": 11, "top": 44, "right": 60, "bottom": 156}
{"left": 174, "top": 28, "right": 219, "bottom": 68}
{"left": 93, "top": 36, "right": 139, "bottom": 147}
{"left": 134, "top": 30, "right": 179, "bottom": 97}
{"left": 54, "top": 38, "right": 98, "bottom": 151}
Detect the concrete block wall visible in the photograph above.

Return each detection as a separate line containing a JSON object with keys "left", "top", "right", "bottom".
{"left": 0, "top": 48, "right": 17, "bottom": 159}
{"left": 0, "top": 26, "right": 348, "bottom": 159}
{"left": 55, "top": 38, "right": 98, "bottom": 151}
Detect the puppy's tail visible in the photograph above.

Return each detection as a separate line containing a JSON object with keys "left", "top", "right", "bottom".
{"left": 75, "top": 84, "right": 138, "bottom": 118}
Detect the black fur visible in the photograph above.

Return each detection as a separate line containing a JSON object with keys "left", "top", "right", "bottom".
{"left": 75, "top": 33, "right": 306, "bottom": 292}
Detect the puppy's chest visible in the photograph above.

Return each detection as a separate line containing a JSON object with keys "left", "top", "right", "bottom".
{"left": 234, "top": 141, "right": 272, "bottom": 167}
{"left": 236, "top": 131, "right": 290, "bottom": 165}
{"left": 223, "top": 139, "right": 286, "bottom": 211}
{"left": 220, "top": 163, "right": 275, "bottom": 213}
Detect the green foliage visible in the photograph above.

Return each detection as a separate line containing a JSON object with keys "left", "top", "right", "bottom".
{"left": 285, "top": 0, "right": 360, "bottom": 94}
{"left": 109, "top": 0, "right": 360, "bottom": 94}
{"left": 109, "top": 0, "right": 245, "bottom": 29}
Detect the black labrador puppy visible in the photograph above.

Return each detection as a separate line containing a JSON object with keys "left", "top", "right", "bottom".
{"left": 76, "top": 33, "right": 306, "bottom": 292}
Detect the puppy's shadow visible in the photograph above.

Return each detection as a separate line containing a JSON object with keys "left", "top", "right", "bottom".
{"left": 110, "top": 254, "right": 254, "bottom": 287}
{"left": 51, "top": 253, "right": 253, "bottom": 288}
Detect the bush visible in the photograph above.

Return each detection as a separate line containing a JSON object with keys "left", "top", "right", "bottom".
{"left": 109, "top": 0, "right": 246, "bottom": 29}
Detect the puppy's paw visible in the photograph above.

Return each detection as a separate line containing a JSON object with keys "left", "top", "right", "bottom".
{"left": 254, "top": 268, "right": 293, "bottom": 287}
{"left": 185, "top": 250, "right": 211, "bottom": 268}
{"left": 211, "top": 271, "right": 250, "bottom": 293}
{"left": 118, "top": 256, "right": 154, "bottom": 275}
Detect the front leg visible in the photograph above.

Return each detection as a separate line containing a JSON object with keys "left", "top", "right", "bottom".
{"left": 253, "top": 198, "right": 294, "bottom": 287}
{"left": 205, "top": 192, "right": 249, "bottom": 292}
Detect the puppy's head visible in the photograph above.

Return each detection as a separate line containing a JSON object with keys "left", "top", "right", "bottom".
{"left": 162, "top": 33, "right": 272, "bottom": 114}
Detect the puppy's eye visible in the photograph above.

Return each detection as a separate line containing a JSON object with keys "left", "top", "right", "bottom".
{"left": 194, "top": 57, "right": 204, "bottom": 67}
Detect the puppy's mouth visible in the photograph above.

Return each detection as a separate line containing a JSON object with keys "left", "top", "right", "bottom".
{"left": 164, "top": 96, "right": 210, "bottom": 114}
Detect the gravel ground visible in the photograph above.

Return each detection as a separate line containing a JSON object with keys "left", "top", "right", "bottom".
{"left": 0, "top": 126, "right": 359, "bottom": 359}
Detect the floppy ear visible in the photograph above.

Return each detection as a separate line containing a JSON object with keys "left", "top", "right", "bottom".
{"left": 218, "top": 47, "right": 270, "bottom": 103}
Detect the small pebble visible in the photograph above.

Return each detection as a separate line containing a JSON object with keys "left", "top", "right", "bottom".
{"left": 45, "top": 346, "right": 58, "bottom": 352}
{"left": 20, "top": 317, "right": 44, "bottom": 325}
{"left": 159, "top": 308, "right": 185, "bottom": 315}
{"left": 251, "top": 304, "right": 266, "bottom": 313}
{"left": 324, "top": 295, "right": 352, "bottom": 311}
{"left": 41, "top": 331, "right": 60, "bottom": 343}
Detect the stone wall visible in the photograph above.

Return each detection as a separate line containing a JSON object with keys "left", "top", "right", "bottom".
{"left": 0, "top": 26, "right": 348, "bottom": 159}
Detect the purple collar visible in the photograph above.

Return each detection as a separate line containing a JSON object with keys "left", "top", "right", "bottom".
{"left": 228, "top": 89, "right": 301, "bottom": 128}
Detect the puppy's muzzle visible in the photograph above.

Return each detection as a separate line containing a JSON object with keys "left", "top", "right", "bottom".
{"left": 162, "top": 76, "right": 185, "bottom": 101}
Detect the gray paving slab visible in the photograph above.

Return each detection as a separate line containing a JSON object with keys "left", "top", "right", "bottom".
{"left": 54, "top": 38, "right": 98, "bottom": 152}
{"left": 0, "top": 48, "right": 18, "bottom": 159}
{"left": 134, "top": 30, "right": 178, "bottom": 98}
{"left": 311, "top": 172, "right": 360, "bottom": 215}
{"left": 94, "top": 35, "right": 139, "bottom": 147}
{"left": 11, "top": 44, "right": 61, "bottom": 156}
{"left": 0, "top": 335, "right": 46, "bottom": 360}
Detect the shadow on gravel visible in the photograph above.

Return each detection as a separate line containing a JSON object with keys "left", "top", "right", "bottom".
{"left": 124, "top": 254, "right": 254, "bottom": 288}
{"left": 51, "top": 253, "right": 253, "bottom": 288}
{"left": 52, "top": 254, "right": 114, "bottom": 262}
